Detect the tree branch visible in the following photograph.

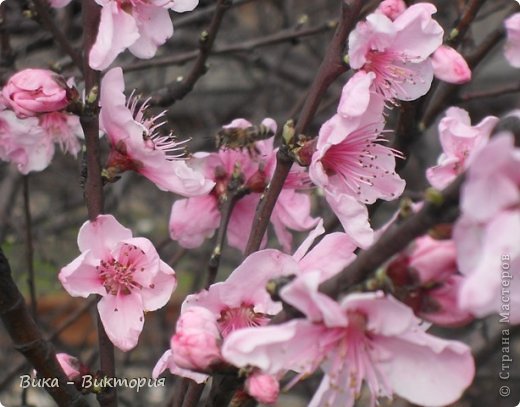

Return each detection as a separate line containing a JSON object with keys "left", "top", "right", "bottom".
{"left": 80, "top": 1, "right": 117, "bottom": 406}
{"left": 126, "top": 21, "right": 335, "bottom": 74}
{"left": 153, "top": 0, "right": 232, "bottom": 106}
{"left": 31, "top": 0, "right": 83, "bottom": 72}
{"left": 0, "top": 249, "right": 88, "bottom": 407}
{"left": 244, "top": 0, "right": 363, "bottom": 256}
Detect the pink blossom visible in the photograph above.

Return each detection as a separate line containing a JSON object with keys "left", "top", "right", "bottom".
{"left": 223, "top": 292, "right": 475, "bottom": 407}
{"left": 385, "top": 235, "right": 473, "bottom": 327}
{"left": 170, "top": 306, "right": 222, "bottom": 371}
{"left": 155, "top": 249, "right": 299, "bottom": 381}
{"left": 89, "top": 0, "right": 199, "bottom": 70}
{"left": 337, "top": 71, "right": 385, "bottom": 124}
{"left": 100, "top": 67, "right": 214, "bottom": 196}
{"left": 182, "top": 250, "right": 299, "bottom": 337}
{"left": 170, "top": 118, "right": 317, "bottom": 252}
{"left": 504, "top": 13, "right": 520, "bottom": 68}
{"left": 1, "top": 69, "right": 70, "bottom": 117}
{"left": 426, "top": 107, "right": 499, "bottom": 189}
{"left": 310, "top": 93, "right": 405, "bottom": 247}
{"left": 245, "top": 372, "right": 279, "bottom": 405}
{"left": 39, "top": 112, "right": 83, "bottom": 157}
{"left": 348, "top": 3, "right": 443, "bottom": 102}
{"left": 454, "top": 134, "right": 520, "bottom": 323}
{"left": 376, "top": 0, "right": 406, "bottom": 21}
{"left": 158, "top": 222, "right": 356, "bottom": 382}
{"left": 59, "top": 214, "right": 177, "bottom": 351}
{"left": 431, "top": 45, "right": 472, "bottom": 84}
{"left": 0, "top": 109, "right": 54, "bottom": 174}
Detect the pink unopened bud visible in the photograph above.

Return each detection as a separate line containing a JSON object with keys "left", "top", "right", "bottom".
{"left": 56, "top": 353, "right": 82, "bottom": 380}
{"left": 2, "top": 69, "right": 70, "bottom": 117}
{"left": 431, "top": 45, "right": 472, "bottom": 85}
{"left": 171, "top": 306, "right": 222, "bottom": 371}
{"left": 246, "top": 168, "right": 267, "bottom": 193}
{"left": 376, "top": 0, "right": 406, "bottom": 20}
{"left": 245, "top": 372, "right": 279, "bottom": 405}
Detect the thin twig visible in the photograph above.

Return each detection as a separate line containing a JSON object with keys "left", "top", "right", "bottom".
{"left": 459, "top": 82, "right": 520, "bottom": 101}
{"left": 153, "top": 0, "right": 233, "bottom": 106}
{"left": 31, "top": 0, "right": 83, "bottom": 71}
{"left": 445, "top": 0, "right": 487, "bottom": 48}
{"left": 175, "top": 0, "right": 257, "bottom": 28}
{"left": 127, "top": 21, "right": 335, "bottom": 73}
{"left": 80, "top": 1, "right": 117, "bottom": 406}
{"left": 244, "top": 0, "right": 363, "bottom": 256}
{"left": 22, "top": 176, "right": 37, "bottom": 321}
{"left": 318, "top": 177, "right": 463, "bottom": 299}
{"left": 206, "top": 193, "right": 240, "bottom": 289}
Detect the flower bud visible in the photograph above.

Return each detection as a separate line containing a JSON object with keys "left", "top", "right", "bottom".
{"left": 246, "top": 167, "right": 268, "bottom": 193}
{"left": 245, "top": 372, "right": 279, "bottom": 405}
{"left": 431, "top": 45, "right": 471, "bottom": 84}
{"left": 376, "top": 0, "right": 406, "bottom": 20}
{"left": 2, "top": 69, "right": 70, "bottom": 117}
{"left": 56, "top": 353, "right": 82, "bottom": 380}
{"left": 171, "top": 306, "right": 222, "bottom": 371}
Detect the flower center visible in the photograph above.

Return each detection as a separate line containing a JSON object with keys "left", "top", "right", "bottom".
{"left": 364, "top": 50, "right": 420, "bottom": 100}
{"left": 218, "top": 304, "right": 270, "bottom": 338}
{"left": 97, "top": 243, "right": 144, "bottom": 296}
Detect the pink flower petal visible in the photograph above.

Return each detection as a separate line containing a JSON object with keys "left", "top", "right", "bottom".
{"left": 77, "top": 214, "right": 132, "bottom": 257}
{"left": 98, "top": 292, "right": 145, "bottom": 351}
{"left": 59, "top": 252, "right": 105, "bottom": 297}
{"left": 140, "top": 260, "right": 177, "bottom": 311}
{"left": 169, "top": 195, "right": 220, "bottom": 249}
{"left": 89, "top": 3, "right": 140, "bottom": 70}
{"left": 325, "top": 192, "right": 374, "bottom": 248}
{"left": 377, "top": 331, "right": 474, "bottom": 406}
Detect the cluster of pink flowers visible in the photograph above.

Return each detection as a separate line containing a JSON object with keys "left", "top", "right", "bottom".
{"left": 454, "top": 132, "right": 520, "bottom": 323}
{"left": 426, "top": 107, "right": 498, "bottom": 189}
{"left": 152, "top": 220, "right": 477, "bottom": 405}
{"left": 169, "top": 118, "right": 318, "bottom": 252}
{"left": 0, "top": 69, "right": 82, "bottom": 174}
{"left": 384, "top": 234, "right": 473, "bottom": 327}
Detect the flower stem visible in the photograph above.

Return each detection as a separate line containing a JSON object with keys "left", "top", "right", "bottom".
{"left": 80, "top": 1, "right": 117, "bottom": 406}
{"left": 22, "top": 176, "right": 37, "bottom": 322}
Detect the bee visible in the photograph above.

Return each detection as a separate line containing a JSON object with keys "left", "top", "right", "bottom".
{"left": 215, "top": 123, "right": 276, "bottom": 155}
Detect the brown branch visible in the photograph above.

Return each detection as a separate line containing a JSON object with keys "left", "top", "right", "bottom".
{"left": 458, "top": 82, "right": 520, "bottom": 101}
{"left": 80, "top": 1, "right": 117, "bottom": 406}
{"left": 0, "top": 249, "right": 88, "bottom": 407}
{"left": 0, "top": 298, "right": 96, "bottom": 392}
{"left": 126, "top": 21, "right": 334, "bottom": 73}
{"left": 318, "top": 176, "right": 463, "bottom": 299}
{"left": 244, "top": 0, "right": 363, "bottom": 256}
{"left": 31, "top": 0, "right": 83, "bottom": 72}
{"left": 206, "top": 193, "right": 240, "bottom": 289}
{"left": 0, "top": 3, "right": 15, "bottom": 72}
{"left": 445, "top": 0, "right": 487, "bottom": 48}
{"left": 175, "top": 0, "right": 256, "bottom": 28}
{"left": 153, "top": 0, "right": 232, "bottom": 106}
